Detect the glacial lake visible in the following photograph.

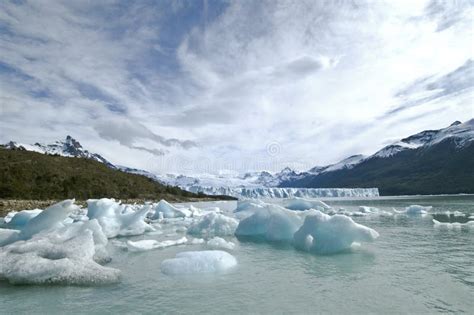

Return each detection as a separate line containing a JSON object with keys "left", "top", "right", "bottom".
{"left": 1, "top": 195, "right": 473, "bottom": 314}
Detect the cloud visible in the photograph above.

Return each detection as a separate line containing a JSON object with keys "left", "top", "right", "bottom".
{"left": 384, "top": 59, "right": 473, "bottom": 116}
{"left": 0, "top": 0, "right": 473, "bottom": 174}
{"left": 93, "top": 117, "right": 196, "bottom": 155}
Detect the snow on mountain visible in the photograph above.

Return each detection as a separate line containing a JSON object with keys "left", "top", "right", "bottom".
{"left": 309, "top": 154, "right": 366, "bottom": 174}
{"left": 4, "top": 136, "right": 116, "bottom": 168}
{"left": 373, "top": 119, "right": 474, "bottom": 158}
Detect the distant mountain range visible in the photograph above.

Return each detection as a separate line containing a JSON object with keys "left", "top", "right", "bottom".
{"left": 281, "top": 119, "right": 474, "bottom": 195}
{"left": 4, "top": 135, "right": 116, "bottom": 169}
{"left": 3, "top": 119, "right": 473, "bottom": 195}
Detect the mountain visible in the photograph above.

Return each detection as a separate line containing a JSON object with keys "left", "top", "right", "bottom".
{"left": 4, "top": 136, "right": 116, "bottom": 169}
{"left": 0, "top": 148, "right": 234, "bottom": 201}
{"left": 281, "top": 119, "right": 474, "bottom": 195}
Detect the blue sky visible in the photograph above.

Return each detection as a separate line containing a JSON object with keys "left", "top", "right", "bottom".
{"left": 0, "top": 0, "right": 473, "bottom": 174}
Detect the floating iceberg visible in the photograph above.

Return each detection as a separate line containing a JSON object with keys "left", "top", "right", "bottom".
{"left": 161, "top": 250, "right": 237, "bottom": 275}
{"left": 207, "top": 237, "right": 235, "bottom": 250}
{"left": 0, "top": 221, "right": 120, "bottom": 285}
{"left": 433, "top": 219, "right": 474, "bottom": 229}
{"left": 0, "top": 200, "right": 79, "bottom": 246}
{"left": 4, "top": 209, "right": 42, "bottom": 228}
{"left": 187, "top": 212, "right": 239, "bottom": 237}
{"left": 87, "top": 199, "right": 154, "bottom": 238}
{"left": 393, "top": 205, "right": 432, "bottom": 216}
{"left": 235, "top": 205, "right": 313, "bottom": 242}
{"left": 281, "top": 198, "right": 331, "bottom": 211}
{"left": 293, "top": 211, "right": 379, "bottom": 254}
{"left": 149, "top": 200, "right": 191, "bottom": 219}
{"left": 126, "top": 237, "right": 188, "bottom": 252}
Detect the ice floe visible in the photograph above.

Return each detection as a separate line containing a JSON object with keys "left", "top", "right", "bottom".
{"left": 235, "top": 204, "right": 315, "bottom": 242}
{"left": 87, "top": 199, "right": 154, "bottom": 238}
{"left": 161, "top": 250, "right": 237, "bottom": 275}
{"left": 126, "top": 237, "right": 188, "bottom": 252}
{"left": 433, "top": 219, "right": 474, "bottom": 229}
{"left": 149, "top": 200, "right": 191, "bottom": 219}
{"left": 394, "top": 205, "right": 432, "bottom": 216}
{"left": 207, "top": 237, "right": 235, "bottom": 250}
{"left": 187, "top": 212, "right": 239, "bottom": 237}
{"left": 0, "top": 220, "right": 120, "bottom": 285}
{"left": 293, "top": 211, "right": 379, "bottom": 254}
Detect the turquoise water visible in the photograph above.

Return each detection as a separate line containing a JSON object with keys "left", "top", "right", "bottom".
{"left": 1, "top": 195, "right": 473, "bottom": 314}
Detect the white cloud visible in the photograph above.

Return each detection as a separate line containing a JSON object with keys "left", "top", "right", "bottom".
{"left": 0, "top": 0, "right": 472, "bottom": 174}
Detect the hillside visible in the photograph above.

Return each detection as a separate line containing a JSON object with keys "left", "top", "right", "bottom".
{"left": 282, "top": 137, "right": 474, "bottom": 195}
{"left": 0, "top": 148, "right": 234, "bottom": 201}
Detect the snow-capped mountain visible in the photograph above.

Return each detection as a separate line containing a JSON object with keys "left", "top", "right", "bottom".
{"left": 4, "top": 136, "right": 116, "bottom": 169}
{"left": 308, "top": 154, "right": 366, "bottom": 174}
{"left": 282, "top": 119, "right": 474, "bottom": 195}
{"left": 373, "top": 120, "right": 473, "bottom": 158}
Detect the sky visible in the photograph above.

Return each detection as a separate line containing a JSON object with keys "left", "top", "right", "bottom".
{"left": 0, "top": 0, "right": 473, "bottom": 175}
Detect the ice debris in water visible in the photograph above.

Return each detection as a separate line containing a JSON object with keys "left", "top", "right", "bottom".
{"left": 281, "top": 198, "right": 331, "bottom": 211}
{"left": 87, "top": 198, "right": 154, "bottom": 238}
{"left": 187, "top": 212, "right": 239, "bottom": 237}
{"left": 126, "top": 237, "right": 188, "bottom": 252}
{"left": 0, "top": 200, "right": 79, "bottom": 246}
{"left": 149, "top": 200, "right": 191, "bottom": 219}
{"left": 0, "top": 219, "right": 120, "bottom": 285}
{"left": 3, "top": 209, "right": 42, "bottom": 228}
{"left": 161, "top": 250, "right": 237, "bottom": 275}
{"left": 394, "top": 205, "right": 432, "bottom": 216}
{"left": 235, "top": 204, "right": 315, "bottom": 242}
{"left": 433, "top": 219, "right": 474, "bottom": 229}
{"left": 207, "top": 237, "right": 235, "bottom": 250}
{"left": 293, "top": 210, "right": 379, "bottom": 254}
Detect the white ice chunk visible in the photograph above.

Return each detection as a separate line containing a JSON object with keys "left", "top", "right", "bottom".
{"left": 150, "top": 200, "right": 191, "bottom": 219}
{"left": 1, "top": 200, "right": 79, "bottom": 246}
{"left": 126, "top": 236, "right": 188, "bottom": 252}
{"left": 207, "top": 237, "right": 235, "bottom": 250}
{"left": 433, "top": 219, "right": 474, "bottom": 229}
{"left": 293, "top": 210, "right": 379, "bottom": 254}
{"left": 282, "top": 198, "right": 331, "bottom": 211}
{"left": 5, "top": 209, "right": 42, "bottom": 228}
{"left": 188, "top": 212, "right": 239, "bottom": 237}
{"left": 235, "top": 205, "right": 315, "bottom": 242}
{"left": 86, "top": 199, "right": 153, "bottom": 238}
{"left": 0, "top": 227, "right": 120, "bottom": 285}
{"left": 190, "top": 238, "right": 205, "bottom": 244}
{"left": 161, "top": 250, "right": 237, "bottom": 275}
{"left": 405, "top": 205, "right": 432, "bottom": 215}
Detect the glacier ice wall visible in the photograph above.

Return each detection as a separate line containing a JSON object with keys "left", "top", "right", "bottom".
{"left": 186, "top": 186, "right": 379, "bottom": 199}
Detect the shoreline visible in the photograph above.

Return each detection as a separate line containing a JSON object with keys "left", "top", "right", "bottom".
{"left": 0, "top": 197, "right": 235, "bottom": 217}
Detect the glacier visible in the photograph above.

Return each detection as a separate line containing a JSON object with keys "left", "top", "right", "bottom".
{"left": 186, "top": 186, "right": 379, "bottom": 199}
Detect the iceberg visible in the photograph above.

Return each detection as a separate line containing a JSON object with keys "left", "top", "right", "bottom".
{"left": 87, "top": 199, "right": 154, "bottom": 238}
{"left": 281, "top": 198, "right": 331, "bottom": 211}
{"left": 433, "top": 219, "right": 474, "bottom": 229}
{"left": 4, "top": 209, "right": 42, "bottom": 228}
{"left": 293, "top": 211, "right": 379, "bottom": 254}
{"left": 161, "top": 250, "right": 237, "bottom": 275}
{"left": 187, "top": 212, "right": 239, "bottom": 237}
{"left": 235, "top": 205, "right": 314, "bottom": 242}
{"left": 0, "top": 200, "right": 79, "bottom": 246}
{"left": 0, "top": 222, "right": 120, "bottom": 285}
{"left": 149, "top": 200, "right": 191, "bottom": 219}
{"left": 207, "top": 237, "right": 235, "bottom": 250}
{"left": 126, "top": 237, "right": 188, "bottom": 252}
{"left": 394, "top": 205, "right": 432, "bottom": 216}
